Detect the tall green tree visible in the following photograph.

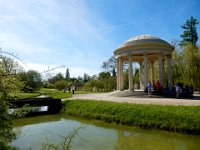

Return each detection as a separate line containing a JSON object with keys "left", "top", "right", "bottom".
{"left": 182, "top": 44, "right": 200, "bottom": 90}
{"left": 180, "top": 16, "right": 199, "bottom": 46}
{"left": 0, "top": 55, "right": 22, "bottom": 146}
{"left": 98, "top": 72, "right": 111, "bottom": 81}
{"left": 101, "top": 56, "right": 116, "bottom": 77}
{"left": 18, "top": 70, "right": 43, "bottom": 92}
{"left": 65, "top": 68, "right": 70, "bottom": 81}
{"left": 48, "top": 72, "right": 64, "bottom": 84}
{"left": 83, "top": 73, "right": 91, "bottom": 83}
{"left": 134, "top": 68, "right": 139, "bottom": 85}
{"left": 54, "top": 80, "right": 68, "bottom": 90}
{"left": 176, "top": 17, "right": 200, "bottom": 91}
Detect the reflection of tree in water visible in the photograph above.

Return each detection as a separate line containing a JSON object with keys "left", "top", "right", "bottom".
{"left": 114, "top": 129, "right": 200, "bottom": 150}
{"left": 13, "top": 114, "right": 61, "bottom": 127}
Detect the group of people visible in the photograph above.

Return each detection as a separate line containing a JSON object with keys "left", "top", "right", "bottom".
{"left": 146, "top": 81, "right": 194, "bottom": 98}
{"left": 146, "top": 80, "right": 162, "bottom": 95}
{"left": 64, "top": 85, "right": 76, "bottom": 94}
{"left": 175, "top": 83, "right": 193, "bottom": 98}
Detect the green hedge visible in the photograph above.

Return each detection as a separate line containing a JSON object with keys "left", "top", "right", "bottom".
{"left": 62, "top": 100, "right": 200, "bottom": 134}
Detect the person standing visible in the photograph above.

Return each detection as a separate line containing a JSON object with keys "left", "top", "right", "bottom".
{"left": 175, "top": 83, "right": 180, "bottom": 98}
{"left": 147, "top": 81, "right": 152, "bottom": 95}
{"left": 71, "top": 85, "right": 75, "bottom": 94}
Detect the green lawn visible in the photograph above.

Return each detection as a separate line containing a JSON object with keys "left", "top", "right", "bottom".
{"left": 10, "top": 92, "right": 40, "bottom": 99}
{"left": 10, "top": 88, "right": 72, "bottom": 100}
{"left": 62, "top": 100, "right": 200, "bottom": 135}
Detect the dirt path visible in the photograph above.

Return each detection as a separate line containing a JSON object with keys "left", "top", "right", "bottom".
{"left": 66, "top": 93, "right": 200, "bottom": 106}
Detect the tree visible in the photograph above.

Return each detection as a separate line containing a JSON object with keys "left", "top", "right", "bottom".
{"left": 182, "top": 44, "right": 200, "bottom": 90}
{"left": 65, "top": 68, "right": 70, "bottom": 81}
{"left": 173, "top": 17, "right": 200, "bottom": 91}
{"left": 18, "top": 70, "right": 43, "bottom": 92}
{"left": 54, "top": 80, "right": 68, "bottom": 91}
{"left": 101, "top": 56, "right": 116, "bottom": 77}
{"left": 83, "top": 73, "right": 91, "bottom": 83}
{"left": 48, "top": 72, "right": 64, "bottom": 84}
{"left": 134, "top": 68, "right": 139, "bottom": 85}
{"left": 172, "top": 49, "right": 184, "bottom": 84}
{"left": 0, "top": 54, "right": 23, "bottom": 146}
{"left": 180, "top": 16, "right": 199, "bottom": 46}
{"left": 98, "top": 72, "right": 111, "bottom": 81}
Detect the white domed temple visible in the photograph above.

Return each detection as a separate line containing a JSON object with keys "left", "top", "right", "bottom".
{"left": 113, "top": 34, "right": 174, "bottom": 93}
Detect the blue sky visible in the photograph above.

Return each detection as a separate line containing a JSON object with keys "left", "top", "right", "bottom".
{"left": 0, "top": 0, "right": 199, "bottom": 77}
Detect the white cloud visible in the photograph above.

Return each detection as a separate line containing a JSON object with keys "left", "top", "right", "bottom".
{"left": 0, "top": 0, "right": 128, "bottom": 81}
{"left": 22, "top": 62, "right": 99, "bottom": 79}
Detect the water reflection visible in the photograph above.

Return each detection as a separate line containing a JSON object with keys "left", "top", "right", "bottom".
{"left": 11, "top": 115, "right": 200, "bottom": 150}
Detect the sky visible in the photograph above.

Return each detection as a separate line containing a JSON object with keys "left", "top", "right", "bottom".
{"left": 0, "top": 0, "right": 200, "bottom": 78}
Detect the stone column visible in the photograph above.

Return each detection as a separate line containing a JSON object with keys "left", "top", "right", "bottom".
{"left": 119, "top": 58, "right": 124, "bottom": 91}
{"left": 139, "top": 62, "right": 144, "bottom": 90}
{"left": 167, "top": 54, "right": 173, "bottom": 89}
{"left": 159, "top": 53, "right": 164, "bottom": 86}
{"left": 128, "top": 55, "right": 133, "bottom": 91}
{"left": 151, "top": 61, "right": 155, "bottom": 84}
{"left": 116, "top": 58, "right": 120, "bottom": 90}
{"left": 143, "top": 53, "right": 148, "bottom": 89}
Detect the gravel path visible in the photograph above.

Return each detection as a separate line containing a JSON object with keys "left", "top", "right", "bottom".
{"left": 66, "top": 93, "right": 200, "bottom": 106}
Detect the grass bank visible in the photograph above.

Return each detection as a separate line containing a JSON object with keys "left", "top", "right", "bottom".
{"left": 10, "top": 88, "right": 72, "bottom": 100}
{"left": 10, "top": 92, "right": 39, "bottom": 99}
{"left": 40, "top": 88, "right": 72, "bottom": 99}
{"left": 62, "top": 100, "right": 200, "bottom": 135}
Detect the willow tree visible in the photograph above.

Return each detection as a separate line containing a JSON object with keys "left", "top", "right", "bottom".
{"left": 182, "top": 44, "right": 200, "bottom": 91}
{"left": 173, "top": 17, "right": 200, "bottom": 91}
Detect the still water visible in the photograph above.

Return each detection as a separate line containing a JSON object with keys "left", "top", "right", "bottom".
{"left": 11, "top": 114, "right": 200, "bottom": 150}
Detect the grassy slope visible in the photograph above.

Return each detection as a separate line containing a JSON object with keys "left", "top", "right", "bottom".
{"left": 40, "top": 88, "right": 72, "bottom": 99}
{"left": 10, "top": 88, "right": 72, "bottom": 100}
{"left": 62, "top": 100, "right": 200, "bottom": 134}
{"left": 10, "top": 92, "right": 39, "bottom": 99}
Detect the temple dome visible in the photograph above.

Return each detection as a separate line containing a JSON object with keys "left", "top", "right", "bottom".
{"left": 114, "top": 34, "right": 174, "bottom": 55}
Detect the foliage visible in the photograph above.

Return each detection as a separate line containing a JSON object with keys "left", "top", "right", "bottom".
{"left": 0, "top": 55, "right": 22, "bottom": 146}
{"left": 40, "top": 126, "right": 84, "bottom": 150}
{"left": 48, "top": 73, "right": 65, "bottom": 84}
{"left": 172, "top": 48, "right": 184, "bottom": 83}
{"left": 0, "top": 143, "right": 18, "bottom": 150}
{"left": 180, "top": 16, "right": 199, "bottom": 46}
{"left": 62, "top": 100, "right": 200, "bottom": 135}
{"left": 172, "top": 17, "right": 200, "bottom": 91}
{"left": 0, "top": 93, "right": 16, "bottom": 144}
{"left": 65, "top": 68, "right": 70, "bottom": 81}
{"left": 0, "top": 56, "right": 23, "bottom": 92}
{"left": 47, "top": 83, "right": 55, "bottom": 89}
{"left": 83, "top": 73, "right": 91, "bottom": 83}
{"left": 54, "top": 80, "right": 68, "bottom": 91}
{"left": 18, "top": 70, "right": 43, "bottom": 92}
{"left": 101, "top": 56, "right": 116, "bottom": 76}
{"left": 73, "top": 79, "right": 84, "bottom": 90}
{"left": 172, "top": 44, "right": 200, "bottom": 91}
{"left": 83, "top": 76, "right": 116, "bottom": 92}
{"left": 182, "top": 44, "right": 200, "bottom": 88}
{"left": 134, "top": 68, "right": 139, "bottom": 85}
{"left": 98, "top": 71, "right": 110, "bottom": 80}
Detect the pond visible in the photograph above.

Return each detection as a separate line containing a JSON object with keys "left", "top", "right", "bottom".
{"left": 11, "top": 114, "right": 200, "bottom": 150}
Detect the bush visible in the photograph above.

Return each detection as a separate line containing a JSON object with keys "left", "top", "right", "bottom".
{"left": 47, "top": 83, "right": 55, "bottom": 89}
{"left": 55, "top": 80, "right": 68, "bottom": 91}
